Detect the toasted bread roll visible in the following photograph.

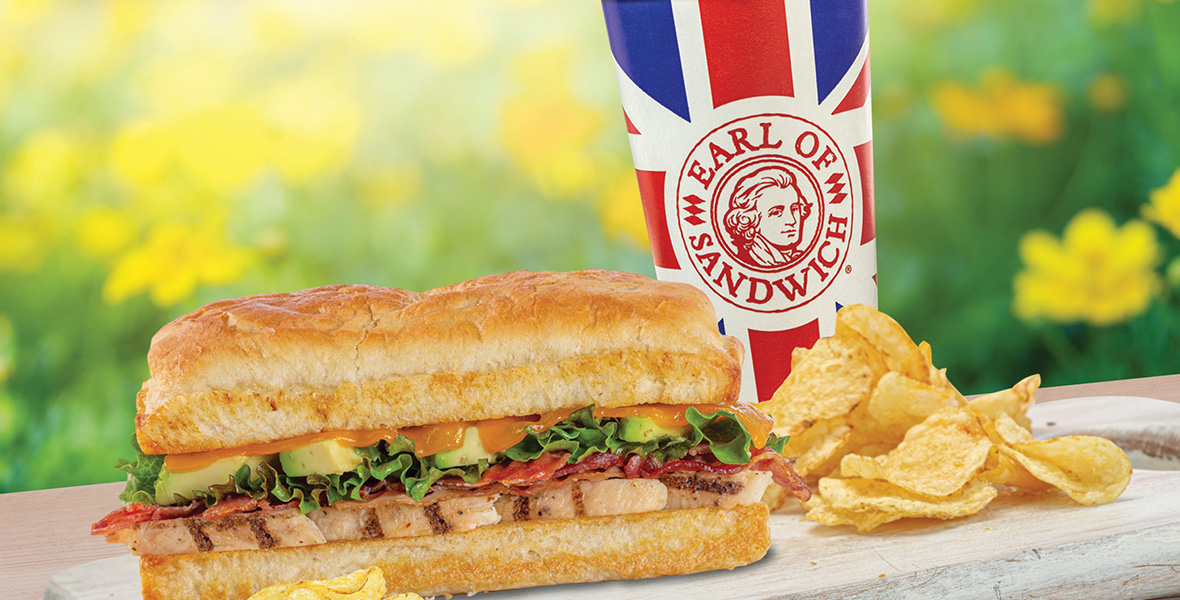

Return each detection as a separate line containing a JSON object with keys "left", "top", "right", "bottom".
{"left": 139, "top": 504, "right": 771, "bottom": 600}
{"left": 136, "top": 270, "right": 743, "bottom": 454}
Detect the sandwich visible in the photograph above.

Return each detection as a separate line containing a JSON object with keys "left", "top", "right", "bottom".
{"left": 91, "top": 269, "right": 810, "bottom": 599}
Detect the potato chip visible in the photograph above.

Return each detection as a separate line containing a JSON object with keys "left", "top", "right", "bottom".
{"left": 918, "top": 340, "right": 933, "bottom": 365}
{"left": 839, "top": 453, "right": 887, "bottom": 480}
{"left": 967, "top": 374, "right": 1040, "bottom": 431}
{"left": 865, "top": 371, "right": 962, "bottom": 434}
{"left": 803, "top": 496, "right": 893, "bottom": 533}
{"left": 835, "top": 305, "right": 929, "bottom": 383}
{"left": 989, "top": 413, "right": 1132, "bottom": 505}
{"left": 809, "top": 478, "right": 999, "bottom": 533}
{"left": 840, "top": 408, "right": 991, "bottom": 497}
{"left": 846, "top": 441, "right": 895, "bottom": 459}
{"left": 782, "top": 416, "right": 854, "bottom": 478}
{"left": 247, "top": 567, "right": 393, "bottom": 600}
{"left": 928, "top": 367, "right": 968, "bottom": 404}
{"left": 916, "top": 342, "right": 964, "bottom": 397}
{"left": 988, "top": 410, "right": 1036, "bottom": 445}
{"left": 766, "top": 336, "right": 882, "bottom": 436}
{"left": 879, "top": 408, "right": 992, "bottom": 497}
{"left": 761, "top": 303, "right": 1130, "bottom": 529}
{"left": 980, "top": 447, "right": 1053, "bottom": 492}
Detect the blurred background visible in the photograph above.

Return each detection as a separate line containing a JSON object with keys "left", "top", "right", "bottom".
{"left": 1, "top": 0, "right": 1178, "bottom": 493}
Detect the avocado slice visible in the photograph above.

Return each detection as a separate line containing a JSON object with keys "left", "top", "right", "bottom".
{"left": 618, "top": 415, "right": 693, "bottom": 443}
{"left": 154, "top": 454, "right": 270, "bottom": 506}
{"left": 279, "top": 440, "right": 364, "bottom": 477}
{"left": 432, "top": 427, "right": 495, "bottom": 468}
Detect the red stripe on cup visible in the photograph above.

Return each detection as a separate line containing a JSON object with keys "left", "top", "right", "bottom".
{"left": 635, "top": 169, "right": 681, "bottom": 270}
{"left": 624, "top": 109, "right": 641, "bottom": 135}
{"left": 854, "top": 142, "right": 875, "bottom": 244}
{"left": 748, "top": 319, "right": 821, "bottom": 402}
{"left": 832, "top": 58, "right": 870, "bottom": 115}
{"left": 699, "top": 0, "right": 793, "bottom": 109}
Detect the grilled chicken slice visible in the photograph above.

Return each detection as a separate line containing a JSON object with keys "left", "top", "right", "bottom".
{"left": 496, "top": 478, "right": 668, "bottom": 522}
{"left": 311, "top": 495, "right": 501, "bottom": 541}
{"left": 495, "top": 486, "right": 578, "bottom": 522}
{"left": 660, "top": 470, "right": 773, "bottom": 510}
{"left": 117, "top": 472, "right": 769, "bottom": 555}
{"left": 580, "top": 478, "right": 668, "bottom": 517}
{"left": 120, "top": 508, "right": 325, "bottom": 556}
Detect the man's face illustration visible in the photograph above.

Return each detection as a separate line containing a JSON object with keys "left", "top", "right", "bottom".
{"left": 753, "top": 184, "right": 803, "bottom": 249}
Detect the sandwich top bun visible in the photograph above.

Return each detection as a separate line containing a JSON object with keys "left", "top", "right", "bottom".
{"left": 136, "top": 270, "right": 744, "bottom": 455}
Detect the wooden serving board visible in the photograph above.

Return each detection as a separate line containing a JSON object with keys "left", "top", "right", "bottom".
{"left": 46, "top": 396, "right": 1180, "bottom": 600}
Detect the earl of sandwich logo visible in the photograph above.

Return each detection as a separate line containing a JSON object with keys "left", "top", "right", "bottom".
{"left": 676, "top": 114, "right": 856, "bottom": 313}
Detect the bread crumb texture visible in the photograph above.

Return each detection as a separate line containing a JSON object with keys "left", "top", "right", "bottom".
{"left": 136, "top": 270, "right": 743, "bottom": 454}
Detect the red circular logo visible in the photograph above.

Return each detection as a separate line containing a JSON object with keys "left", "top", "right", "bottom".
{"left": 676, "top": 114, "right": 855, "bottom": 313}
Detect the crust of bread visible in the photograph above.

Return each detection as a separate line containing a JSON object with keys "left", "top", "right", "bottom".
{"left": 136, "top": 270, "right": 743, "bottom": 454}
{"left": 139, "top": 503, "right": 770, "bottom": 599}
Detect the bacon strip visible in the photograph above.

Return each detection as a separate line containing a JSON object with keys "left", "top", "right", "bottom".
{"left": 553, "top": 452, "right": 624, "bottom": 478}
{"left": 478, "top": 452, "right": 568, "bottom": 486}
{"left": 748, "top": 447, "right": 811, "bottom": 502}
{"left": 92, "top": 501, "right": 201, "bottom": 536}
{"left": 92, "top": 497, "right": 299, "bottom": 536}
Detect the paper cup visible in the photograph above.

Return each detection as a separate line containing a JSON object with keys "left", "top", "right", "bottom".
{"left": 601, "top": 0, "right": 878, "bottom": 402}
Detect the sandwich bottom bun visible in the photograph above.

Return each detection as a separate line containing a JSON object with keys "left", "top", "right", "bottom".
{"left": 140, "top": 504, "right": 771, "bottom": 599}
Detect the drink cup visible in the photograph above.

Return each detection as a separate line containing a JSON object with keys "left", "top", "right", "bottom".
{"left": 601, "top": 0, "right": 878, "bottom": 402}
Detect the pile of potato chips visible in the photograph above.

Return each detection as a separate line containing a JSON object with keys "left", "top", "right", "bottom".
{"left": 760, "top": 305, "right": 1132, "bottom": 533}
{"left": 247, "top": 567, "right": 423, "bottom": 600}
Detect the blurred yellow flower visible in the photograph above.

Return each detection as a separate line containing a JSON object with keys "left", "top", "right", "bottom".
{"left": 0, "top": 0, "right": 56, "bottom": 27}
{"left": 500, "top": 47, "right": 604, "bottom": 197}
{"left": 598, "top": 171, "right": 649, "bottom": 249}
{"left": 357, "top": 165, "right": 422, "bottom": 210}
{"left": 0, "top": 214, "right": 51, "bottom": 272}
{"left": 114, "top": 65, "right": 360, "bottom": 192}
{"left": 260, "top": 69, "right": 362, "bottom": 183}
{"left": 0, "top": 36, "right": 25, "bottom": 102}
{"left": 135, "top": 51, "right": 243, "bottom": 117}
{"left": 174, "top": 104, "right": 272, "bottom": 194}
{"left": 1014, "top": 209, "right": 1161, "bottom": 326}
{"left": 109, "top": 119, "right": 174, "bottom": 193}
{"left": 898, "top": 0, "right": 980, "bottom": 30}
{"left": 1142, "top": 169, "right": 1180, "bottom": 239}
{"left": 250, "top": 5, "right": 303, "bottom": 54}
{"left": 252, "top": 227, "right": 289, "bottom": 261}
{"left": 103, "top": 221, "right": 255, "bottom": 307}
{"left": 109, "top": 105, "right": 271, "bottom": 196}
{"left": 76, "top": 207, "right": 137, "bottom": 259}
{"left": 1090, "top": 0, "right": 1142, "bottom": 23}
{"left": 369, "top": 1, "right": 492, "bottom": 65}
{"left": 104, "top": 0, "right": 152, "bottom": 43}
{"left": 4, "top": 128, "right": 88, "bottom": 210}
{"left": 1090, "top": 0, "right": 1177, "bottom": 24}
{"left": 931, "top": 69, "right": 1064, "bottom": 145}
{"left": 1087, "top": 73, "right": 1128, "bottom": 112}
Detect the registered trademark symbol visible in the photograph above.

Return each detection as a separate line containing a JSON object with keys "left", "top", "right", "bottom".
{"left": 845, "top": 265, "right": 852, "bottom": 274}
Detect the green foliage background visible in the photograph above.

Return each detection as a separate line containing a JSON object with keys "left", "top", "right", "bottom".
{"left": 1, "top": 0, "right": 1178, "bottom": 493}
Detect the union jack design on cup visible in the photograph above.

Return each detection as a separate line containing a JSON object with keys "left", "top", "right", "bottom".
{"left": 601, "top": 0, "right": 878, "bottom": 403}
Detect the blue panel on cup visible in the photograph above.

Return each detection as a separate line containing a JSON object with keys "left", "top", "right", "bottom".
{"left": 601, "top": 0, "right": 692, "bottom": 122}
{"left": 809, "top": 0, "right": 868, "bottom": 104}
